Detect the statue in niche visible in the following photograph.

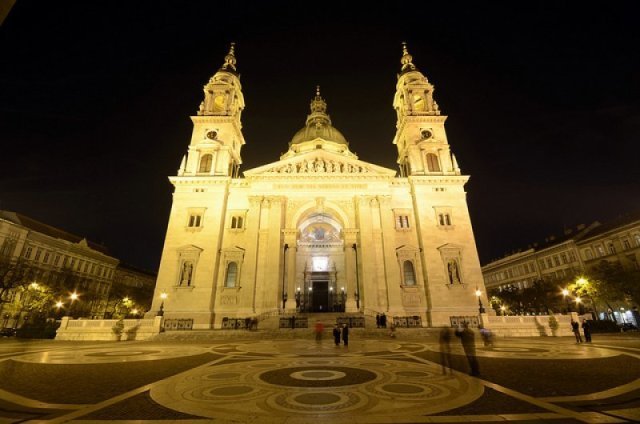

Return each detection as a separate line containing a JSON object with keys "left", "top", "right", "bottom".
{"left": 306, "top": 160, "right": 314, "bottom": 173}
{"left": 315, "top": 158, "right": 325, "bottom": 172}
{"left": 329, "top": 161, "right": 337, "bottom": 172}
{"left": 447, "top": 259, "right": 461, "bottom": 285}
{"left": 181, "top": 261, "right": 194, "bottom": 286}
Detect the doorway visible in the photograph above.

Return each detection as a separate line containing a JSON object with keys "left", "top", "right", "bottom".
{"left": 312, "top": 281, "right": 329, "bottom": 312}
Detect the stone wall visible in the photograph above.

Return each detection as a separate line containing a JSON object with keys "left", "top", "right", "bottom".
{"left": 55, "top": 316, "right": 163, "bottom": 341}
{"left": 481, "top": 312, "right": 577, "bottom": 337}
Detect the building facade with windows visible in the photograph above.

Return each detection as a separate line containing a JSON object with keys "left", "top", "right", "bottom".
{"left": 150, "top": 44, "right": 488, "bottom": 328}
{"left": 0, "top": 211, "right": 119, "bottom": 325}
{"left": 482, "top": 214, "right": 640, "bottom": 322}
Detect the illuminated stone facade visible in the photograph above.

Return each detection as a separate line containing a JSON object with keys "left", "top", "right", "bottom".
{"left": 150, "top": 44, "right": 488, "bottom": 328}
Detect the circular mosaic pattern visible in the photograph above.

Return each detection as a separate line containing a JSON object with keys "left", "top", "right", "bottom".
{"left": 150, "top": 356, "right": 483, "bottom": 419}
{"left": 290, "top": 370, "right": 347, "bottom": 380}
{"left": 260, "top": 366, "right": 376, "bottom": 387}
{"left": 15, "top": 345, "right": 210, "bottom": 364}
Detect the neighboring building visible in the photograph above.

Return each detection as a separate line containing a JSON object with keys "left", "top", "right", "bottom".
{"left": 0, "top": 211, "right": 118, "bottom": 325}
{"left": 150, "top": 44, "right": 488, "bottom": 329}
{"left": 482, "top": 224, "right": 597, "bottom": 292}
{"left": 111, "top": 263, "right": 156, "bottom": 313}
{"left": 482, "top": 213, "right": 640, "bottom": 323}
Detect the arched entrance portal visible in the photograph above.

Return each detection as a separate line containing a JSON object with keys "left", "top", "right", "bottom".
{"left": 295, "top": 213, "right": 346, "bottom": 312}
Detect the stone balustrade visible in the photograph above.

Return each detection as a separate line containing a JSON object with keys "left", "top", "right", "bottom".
{"left": 56, "top": 316, "right": 163, "bottom": 341}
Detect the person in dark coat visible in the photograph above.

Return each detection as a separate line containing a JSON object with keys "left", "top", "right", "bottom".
{"left": 333, "top": 324, "right": 341, "bottom": 346}
{"left": 380, "top": 313, "right": 387, "bottom": 328}
{"left": 455, "top": 322, "right": 479, "bottom": 376}
{"left": 582, "top": 319, "right": 592, "bottom": 343}
{"left": 571, "top": 320, "right": 583, "bottom": 343}
{"left": 376, "top": 314, "right": 381, "bottom": 328}
{"left": 342, "top": 324, "right": 349, "bottom": 346}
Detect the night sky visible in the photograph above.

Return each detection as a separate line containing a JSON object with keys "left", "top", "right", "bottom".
{"left": 1, "top": 2, "right": 639, "bottom": 271}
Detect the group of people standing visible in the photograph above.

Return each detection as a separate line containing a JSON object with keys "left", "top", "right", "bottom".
{"left": 439, "top": 323, "right": 480, "bottom": 376}
{"left": 571, "top": 319, "right": 592, "bottom": 343}
{"left": 314, "top": 321, "right": 350, "bottom": 346}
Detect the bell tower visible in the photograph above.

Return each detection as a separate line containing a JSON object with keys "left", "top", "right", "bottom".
{"left": 179, "top": 43, "right": 246, "bottom": 178}
{"left": 392, "top": 43, "right": 460, "bottom": 177}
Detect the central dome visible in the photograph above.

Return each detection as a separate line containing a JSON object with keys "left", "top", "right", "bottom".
{"left": 289, "top": 87, "right": 348, "bottom": 146}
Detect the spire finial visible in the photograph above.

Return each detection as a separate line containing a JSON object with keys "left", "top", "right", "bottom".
{"left": 400, "top": 41, "right": 417, "bottom": 73}
{"left": 310, "top": 85, "right": 327, "bottom": 114}
{"left": 220, "top": 42, "right": 237, "bottom": 73}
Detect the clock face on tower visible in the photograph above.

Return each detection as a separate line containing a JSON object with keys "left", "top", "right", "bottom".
{"left": 206, "top": 130, "right": 217, "bottom": 140}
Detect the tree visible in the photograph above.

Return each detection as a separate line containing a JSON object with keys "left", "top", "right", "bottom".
{"left": 578, "top": 261, "right": 640, "bottom": 307}
{"left": 0, "top": 257, "right": 37, "bottom": 305}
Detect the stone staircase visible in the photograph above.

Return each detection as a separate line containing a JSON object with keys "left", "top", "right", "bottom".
{"left": 151, "top": 312, "right": 442, "bottom": 342}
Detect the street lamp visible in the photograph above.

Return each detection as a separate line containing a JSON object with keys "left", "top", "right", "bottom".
{"left": 562, "top": 288, "right": 571, "bottom": 313}
{"left": 500, "top": 305, "right": 506, "bottom": 316}
{"left": 575, "top": 296, "right": 583, "bottom": 314}
{"left": 352, "top": 244, "right": 360, "bottom": 310}
{"left": 157, "top": 292, "right": 168, "bottom": 317}
{"left": 475, "top": 288, "right": 485, "bottom": 314}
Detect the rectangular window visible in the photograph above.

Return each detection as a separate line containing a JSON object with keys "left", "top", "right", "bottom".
{"left": 569, "top": 251, "right": 576, "bottom": 262}
{"left": 553, "top": 256, "right": 560, "bottom": 266}
{"left": 23, "top": 246, "right": 33, "bottom": 258}
{"left": 623, "top": 239, "right": 631, "bottom": 250}
{"left": 34, "top": 249, "right": 42, "bottom": 261}
{"left": 608, "top": 243, "right": 615, "bottom": 254}
{"left": 188, "top": 214, "right": 203, "bottom": 228}
{"left": 43, "top": 252, "right": 50, "bottom": 264}
{"left": 595, "top": 245, "right": 605, "bottom": 257}
{"left": 53, "top": 255, "right": 60, "bottom": 266}
{"left": 84, "top": 262, "right": 89, "bottom": 272}
{"left": 231, "top": 216, "right": 244, "bottom": 229}
{"left": 546, "top": 258, "right": 553, "bottom": 268}
{"left": 561, "top": 253, "right": 568, "bottom": 264}
{"left": 539, "top": 260, "right": 545, "bottom": 270}
{"left": 395, "top": 215, "right": 410, "bottom": 229}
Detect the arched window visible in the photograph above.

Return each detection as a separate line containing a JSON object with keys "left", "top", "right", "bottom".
{"left": 403, "top": 261, "right": 416, "bottom": 286}
{"left": 199, "top": 154, "right": 213, "bottom": 173}
{"left": 225, "top": 262, "right": 238, "bottom": 288}
{"left": 426, "top": 153, "right": 440, "bottom": 172}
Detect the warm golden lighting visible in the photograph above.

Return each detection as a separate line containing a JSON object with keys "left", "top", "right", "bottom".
{"left": 55, "top": 301, "right": 64, "bottom": 309}
{"left": 132, "top": 309, "right": 139, "bottom": 315}
{"left": 575, "top": 297, "right": 582, "bottom": 304}
{"left": 123, "top": 297, "right": 130, "bottom": 303}
{"left": 562, "top": 288, "right": 569, "bottom": 297}
{"left": 475, "top": 289, "right": 482, "bottom": 297}
{"left": 576, "top": 277, "right": 588, "bottom": 286}
{"left": 30, "top": 282, "right": 39, "bottom": 290}
{"left": 500, "top": 305, "right": 506, "bottom": 311}
{"left": 70, "top": 292, "right": 79, "bottom": 301}
{"left": 160, "top": 292, "right": 168, "bottom": 300}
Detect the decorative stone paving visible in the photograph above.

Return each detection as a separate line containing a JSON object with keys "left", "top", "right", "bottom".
{"left": 0, "top": 334, "right": 638, "bottom": 423}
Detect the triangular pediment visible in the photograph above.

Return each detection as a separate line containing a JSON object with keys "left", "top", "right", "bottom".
{"left": 243, "top": 150, "right": 396, "bottom": 177}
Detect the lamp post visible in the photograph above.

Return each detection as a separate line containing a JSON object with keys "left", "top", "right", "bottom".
{"left": 352, "top": 244, "right": 360, "bottom": 310}
{"left": 69, "top": 292, "right": 79, "bottom": 318}
{"left": 282, "top": 244, "right": 288, "bottom": 310}
{"left": 500, "top": 305, "right": 506, "bottom": 316}
{"left": 340, "top": 287, "right": 345, "bottom": 312}
{"left": 295, "top": 287, "right": 301, "bottom": 311}
{"left": 329, "top": 286, "right": 334, "bottom": 312}
{"left": 157, "top": 292, "right": 168, "bottom": 317}
{"left": 575, "top": 296, "right": 583, "bottom": 315}
{"left": 562, "top": 288, "right": 571, "bottom": 313}
{"left": 475, "top": 288, "right": 485, "bottom": 314}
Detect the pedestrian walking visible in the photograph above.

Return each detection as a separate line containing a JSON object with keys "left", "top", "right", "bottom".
{"left": 389, "top": 321, "right": 396, "bottom": 338}
{"left": 380, "top": 313, "right": 387, "bottom": 328}
{"left": 571, "top": 320, "right": 583, "bottom": 343}
{"left": 582, "top": 319, "right": 592, "bottom": 343}
{"left": 376, "top": 313, "right": 381, "bottom": 328}
{"left": 333, "top": 324, "right": 341, "bottom": 346}
{"left": 439, "top": 327, "right": 453, "bottom": 375}
{"left": 455, "top": 322, "right": 480, "bottom": 376}
{"left": 342, "top": 324, "right": 349, "bottom": 346}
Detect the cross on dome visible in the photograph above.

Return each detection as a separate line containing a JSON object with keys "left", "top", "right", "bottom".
{"left": 220, "top": 42, "right": 237, "bottom": 73}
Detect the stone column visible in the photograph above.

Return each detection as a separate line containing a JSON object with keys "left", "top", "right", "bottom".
{"left": 283, "top": 229, "right": 298, "bottom": 312}
{"left": 343, "top": 228, "right": 359, "bottom": 312}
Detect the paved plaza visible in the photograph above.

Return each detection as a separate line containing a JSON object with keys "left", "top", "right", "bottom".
{"left": 1, "top": 332, "right": 640, "bottom": 423}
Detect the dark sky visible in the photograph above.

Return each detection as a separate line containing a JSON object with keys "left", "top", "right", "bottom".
{"left": 1, "top": 2, "right": 639, "bottom": 271}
